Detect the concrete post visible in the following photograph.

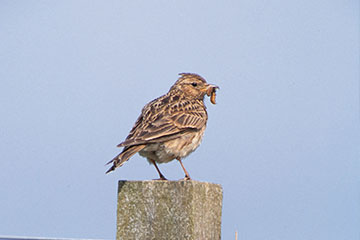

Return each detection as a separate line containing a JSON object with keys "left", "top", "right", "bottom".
{"left": 116, "top": 180, "right": 223, "bottom": 240}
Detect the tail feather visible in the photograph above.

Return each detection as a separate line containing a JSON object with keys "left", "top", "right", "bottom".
{"left": 106, "top": 145, "right": 145, "bottom": 174}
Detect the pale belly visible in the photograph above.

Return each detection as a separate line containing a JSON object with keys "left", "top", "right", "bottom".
{"left": 138, "top": 128, "right": 205, "bottom": 164}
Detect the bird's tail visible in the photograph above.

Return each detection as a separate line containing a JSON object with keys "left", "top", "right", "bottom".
{"left": 106, "top": 145, "right": 145, "bottom": 174}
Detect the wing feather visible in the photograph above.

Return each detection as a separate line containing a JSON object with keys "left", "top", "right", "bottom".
{"left": 117, "top": 96, "right": 207, "bottom": 148}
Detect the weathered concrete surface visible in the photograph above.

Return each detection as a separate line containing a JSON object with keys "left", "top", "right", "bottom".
{"left": 116, "top": 180, "right": 223, "bottom": 240}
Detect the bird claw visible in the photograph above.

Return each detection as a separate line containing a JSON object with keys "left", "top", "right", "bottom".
{"left": 182, "top": 175, "right": 192, "bottom": 181}
{"left": 153, "top": 176, "right": 168, "bottom": 181}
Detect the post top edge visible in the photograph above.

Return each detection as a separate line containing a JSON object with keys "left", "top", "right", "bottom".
{"left": 117, "top": 179, "right": 222, "bottom": 188}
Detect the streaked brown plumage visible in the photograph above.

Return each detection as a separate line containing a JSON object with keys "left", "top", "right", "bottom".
{"left": 106, "top": 73, "right": 218, "bottom": 180}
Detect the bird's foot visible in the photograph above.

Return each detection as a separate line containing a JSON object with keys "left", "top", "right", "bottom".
{"left": 153, "top": 175, "right": 168, "bottom": 181}
{"left": 182, "top": 175, "right": 191, "bottom": 181}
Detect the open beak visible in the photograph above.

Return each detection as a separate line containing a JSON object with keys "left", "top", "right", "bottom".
{"left": 204, "top": 84, "right": 219, "bottom": 104}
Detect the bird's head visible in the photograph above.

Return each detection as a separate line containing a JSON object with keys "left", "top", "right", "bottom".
{"left": 170, "top": 73, "right": 219, "bottom": 104}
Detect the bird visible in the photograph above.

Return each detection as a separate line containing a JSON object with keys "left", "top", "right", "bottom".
{"left": 106, "top": 73, "right": 219, "bottom": 180}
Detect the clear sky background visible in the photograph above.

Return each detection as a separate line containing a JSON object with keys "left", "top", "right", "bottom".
{"left": 0, "top": 1, "right": 359, "bottom": 240}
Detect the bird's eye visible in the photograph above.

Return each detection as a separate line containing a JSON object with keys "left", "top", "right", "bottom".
{"left": 191, "top": 82, "right": 197, "bottom": 87}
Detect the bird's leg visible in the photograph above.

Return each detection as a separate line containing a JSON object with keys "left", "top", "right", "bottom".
{"left": 150, "top": 159, "right": 167, "bottom": 180}
{"left": 176, "top": 157, "right": 191, "bottom": 180}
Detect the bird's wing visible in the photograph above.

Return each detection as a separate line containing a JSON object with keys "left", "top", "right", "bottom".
{"left": 118, "top": 98, "right": 207, "bottom": 147}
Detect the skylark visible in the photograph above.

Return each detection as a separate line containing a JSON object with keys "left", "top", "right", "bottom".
{"left": 106, "top": 73, "right": 218, "bottom": 180}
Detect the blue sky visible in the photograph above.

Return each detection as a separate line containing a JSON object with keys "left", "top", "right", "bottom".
{"left": 0, "top": 1, "right": 359, "bottom": 239}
